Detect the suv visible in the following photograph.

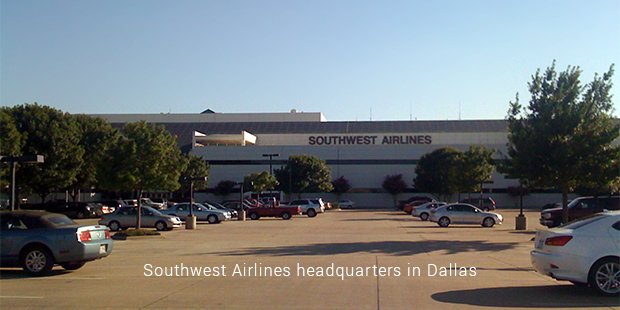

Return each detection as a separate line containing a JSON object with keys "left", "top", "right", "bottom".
{"left": 288, "top": 199, "right": 325, "bottom": 217}
{"left": 540, "top": 196, "right": 619, "bottom": 228}
{"left": 460, "top": 197, "right": 496, "bottom": 211}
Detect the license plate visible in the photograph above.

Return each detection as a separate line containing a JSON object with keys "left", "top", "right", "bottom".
{"left": 99, "top": 244, "right": 107, "bottom": 254}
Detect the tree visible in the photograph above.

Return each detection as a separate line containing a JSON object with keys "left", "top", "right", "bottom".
{"left": 68, "top": 115, "right": 119, "bottom": 201}
{"left": 331, "top": 176, "right": 352, "bottom": 201}
{"left": 382, "top": 174, "right": 407, "bottom": 209}
{"left": 107, "top": 121, "right": 186, "bottom": 228}
{"left": 453, "top": 146, "right": 495, "bottom": 199}
{"left": 244, "top": 171, "right": 278, "bottom": 200}
{"left": 0, "top": 107, "right": 24, "bottom": 190}
{"left": 176, "top": 154, "right": 209, "bottom": 199}
{"left": 214, "top": 180, "right": 237, "bottom": 198}
{"left": 413, "top": 147, "right": 461, "bottom": 200}
{"left": 274, "top": 155, "right": 333, "bottom": 198}
{"left": 10, "top": 104, "right": 84, "bottom": 202}
{"left": 504, "top": 62, "right": 619, "bottom": 223}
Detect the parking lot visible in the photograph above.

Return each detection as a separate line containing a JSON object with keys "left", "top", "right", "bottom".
{"left": 1, "top": 209, "right": 618, "bottom": 309}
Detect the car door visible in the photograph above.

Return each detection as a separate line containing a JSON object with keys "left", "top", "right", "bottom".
{"left": 0, "top": 215, "right": 31, "bottom": 265}
{"left": 118, "top": 207, "right": 138, "bottom": 227}
{"left": 461, "top": 205, "right": 482, "bottom": 224}
{"left": 141, "top": 208, "right": 159, "bottom": 227}
{"left": 172, "top": 204, "right": 189, "bottom": 220}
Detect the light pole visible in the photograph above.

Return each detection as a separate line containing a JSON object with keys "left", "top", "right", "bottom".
{"left": 262, "top": 153, "right": 279, "bottom": 175}
{"left": 185, "top": 176, "right": 207, "bottom": 229}
{"left": 1, "top": 155, "right": 44, "bottom": 211}
{"left": 235, "top": 182, "right": 245, "bottom": 221}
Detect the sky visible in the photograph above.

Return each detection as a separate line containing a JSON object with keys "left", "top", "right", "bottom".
{"left": 1, "top": 0, "right": 619, "bottom": 121}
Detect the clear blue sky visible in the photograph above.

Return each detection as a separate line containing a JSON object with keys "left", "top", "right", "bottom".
{"left": 1, "top": 0, "right": 619, "bottom": 121}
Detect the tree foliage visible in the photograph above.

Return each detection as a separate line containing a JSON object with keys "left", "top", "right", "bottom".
{"left": 504, "top": 62, "right": 619, "bottom": 223}
{"left": 0, "top": 107, "right": 24, "bottom": 189}
{"left": 177, "top": 154, "right": 210, "bottom": 196}
{"left": 214, "top": 180, "right": 237, "bottom": 197}
{"left": 413, "top": 147, "right": 460, "bottom": 199}
{"left": 244, "top": 171, "right": 278, "bottom": 194}
{"left": 10, "top": 104, "right": 84, "bottom": 202}
{"left": 453, "top": 146, "right": 495, "bottom": 195}
{"left": 332, "top": 176, "right": 352, "bottom": 195}
{"left": 382, "top": 174, "right": 407, "bottom": 208}
{"left": 275, "top": 155, "right": 333, "bottom": 197}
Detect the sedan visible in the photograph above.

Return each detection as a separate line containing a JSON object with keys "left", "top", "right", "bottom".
{"left": 0, "top": 210, "right": 113, "bottom": 276}
{"left": 99, "top": 206, "right": 182, "bottom": 231}
{"left": 337, "top": 200, "right": 355, "bottom": 209}
{"left": 161, "top": 203, "right": 229, "bottom": 224}
{"left": 531, "top": 211, "right": 620, "bottom": 296}
{"left": 412, "top": 202, "right": 446, "bottom": 221}
{"left": 429, "top": 203, "right": 503, "bottom": 227}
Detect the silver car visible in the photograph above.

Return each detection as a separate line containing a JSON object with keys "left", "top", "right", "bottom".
{"left": 429, "top": 203, "right": 503, "bottom": 227}
{"left": 1, "top": 210, "right": 113, "bottom": 276}
{"left": 161, "top": 203, "right": 229, "bottom": 224}
{"left": 412, "top": 201, "right": 446, "bottom": 221}
{"left": 99, "top": 206, "right": 182, "bottom": 231}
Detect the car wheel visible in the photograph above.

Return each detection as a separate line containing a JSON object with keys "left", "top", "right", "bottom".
{"left": 420, "top": 213, "right": 429, "bottom": 221}
{"left": 482, "top": 217, "right": 495, "bottom": 227}
{"left": 207, "top": 214, "right": 219, "bottom": 224}
{"left": 249, "top": 213, "right": 260, "bottom": 220}
{"left": 281, "top": 212, "right": 291, "bottom": 220}
{"left": 61, "top": 262, "right": 85, "bottom": 271}
{"left": 108, "top": 221, "right": 121, "bottom": 231}
{"left": 438, "top": 217, "right": 450, "bottom": 227}
{"left": 307, "top": 208, "right": 317, "bottom": 218}
{"left": 21, "top": 246, "right": 54, "bottom": 276}
{"left": 588, "top": 257, "right": 620, "bottom": 296}
{"left": 155, "top": 221, "right": 167, "bottom": 231}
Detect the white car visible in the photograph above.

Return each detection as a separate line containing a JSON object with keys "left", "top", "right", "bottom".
{"left": 412, "top": 201, "right": 446, "bottom": 221}
{"left": 288, "top": 199, "right": 325, "bottom": 217}
{"left": 429, "top": 203, "right": 503, "bottom": 227}
{"left": 161, "top": 203, "right": 230, "bottom": 224}
{"left": 337, "top": 199, "right": 355, "bottom": 209}
{"left": 531, "top": 211, "right": 620, "bottom": 296}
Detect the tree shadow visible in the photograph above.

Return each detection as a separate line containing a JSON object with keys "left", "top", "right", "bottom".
{"left": 202, "top": 240, "right": 519, "bottom": 257}
{"left": 432, "top": 285, "right": 619, "bottom": 308}
{"left": 0, "top": 268, "right": 71, "bottom": 280}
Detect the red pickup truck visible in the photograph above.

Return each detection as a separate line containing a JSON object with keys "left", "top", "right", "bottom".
{"left": 247, "top": 205, "right": 302, "bottom": 220}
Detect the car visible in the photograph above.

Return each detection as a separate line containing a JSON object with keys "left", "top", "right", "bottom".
{"left": 429, "top": 203, "right": 503, "bottom": 227}
{"left": 140, "top": 198, "right": 166, "bottom": 210}
{"left": 95, "top": 200, "right": 128, "bottom": 214}
{"left": 204, "top": 201, "right": 238, "bottom": 218}
{"left": 540, "top": 196, "right": 619, "bottom": 228}
{"left": 99, "top": 206, "right": 182, "bottom": 231}
{"left": 246, "top": 204, "right": 302, "bottom": 220}
{"left": 22, "top": 201, "right": 100, "bottom": 219}
{"left": 337, "top": 199, "right": 355, "bottom": 209}
{"left": 0, "top": 210, "right": 113, "bottom": 276}
{"left": 531, "top": 211, "right": 620, "bottom": 296}
{"left": 398, "top": 195, "right": 436, "bottom": 210}
{"left": 222, "top": 201, "right": 253, "bottom": 211}
{"left": 460, "top": 197, "right": 496, "bottom": 211}
{"left": 403, "top": 200, "right": 432, "bottom": 215}
{"left": 288, "top": 199, "right": 325, "bottom": 217}
{"left": 411, "top": 201, "right": 446, "bottom": 221}
{"left": 161, "top": 202, "right": 230, "bottom": 224}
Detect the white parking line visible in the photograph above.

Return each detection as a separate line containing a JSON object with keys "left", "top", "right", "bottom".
{"left": 0, "top": 296, "right": 44, "bottom": 299}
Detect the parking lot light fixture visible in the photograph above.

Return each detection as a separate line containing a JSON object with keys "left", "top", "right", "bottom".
{"left": 1, "top": 155, "right": 44, "bottom": 211}
{"left": 185, "top": 176, "right": 207, "bottom": 229}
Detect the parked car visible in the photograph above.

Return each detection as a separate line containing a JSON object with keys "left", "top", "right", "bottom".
{"left": 398, "top": 195, "right": 436, "bottom": 210}
{"left": 403, "top": 200, "right": 432, "bottom": 215}
{"left": 337, "top": 199, "right": 355, "bottom": 209}
{"left": 22, "top": 201, "right": 100, "bottom": 219}
{"left": 0, "top": 210, "right": 113, "bottom": 276}
{"left": 99, "top": 206, "right": 182, "bottom": 231}
{"left": 412, "top": 201, "right": 446, "bottom": 221}
{"left": 531, "top": 211, "right": 620, "bottom": 296}
{"left": 161, "top": 202, "right": 229, "bottom": 224}
{"left": 222, "top": 201, "right": 253, "bottom": 211}
{"left": 429, "top": 203, "right": 503, "bottom": 227}
{"left": 540, "top": 196, "right": 619, "bottom": 228}
{"left": 287, "top": 199, "right": 325, "bottom": 217}
{"left": 460, "top": 197, "right": 496, "bottom": 211}
{"left": 204, "top": 201, "right": 238, "bottom": 219}
{"left": 246, "top": 204, "right": 302, "bottom": 220}
{"left": 95, "top": 200, "right": 127, "bottom": 214}
{"left": 140, "top": 198, "right": 166, "bottom": 210}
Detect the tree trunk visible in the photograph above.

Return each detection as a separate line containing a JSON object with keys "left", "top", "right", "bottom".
{"left": 136, "top": 189, "right": 143, "bottom": 229}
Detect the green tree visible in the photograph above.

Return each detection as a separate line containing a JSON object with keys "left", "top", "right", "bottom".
{"left": 413, "top": 147, "right": 461, "bottom": 200}
{"left": 454, "top": 146, "right": 495, "bottom": 199}
{"left": 244, "top": 171, "right": 278, "bottom": 200}
{"left": 504, "top": 62, "right": 619, "bottom": 223}
{"left": 177, "top": 154, "right": 209, "bottom": 198}
{"left": 275, "top": 155, "right": 333, "bottom": 198}
{"left": 106, "top": 121, "right": 186, "bottom": 228}
{"left": 214, "top": 180, "right": 237, "bottom": 198}
{"left": 331, "top": 176, "right": 352, "bottom": 202}
{"left": 0, "top": 107, "right": 24, "bottom": 190}
{"left": 68, "top": 115, "right": 119, "bottom": 201}
{"left": 10, "top": 104, "right": 84, "bottom": 202}
{"left": 382, "top": 174, "right": 407, "bottom": 209}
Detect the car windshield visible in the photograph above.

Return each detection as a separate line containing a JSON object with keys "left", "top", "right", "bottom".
{"left": 42, "top": 214, "right": 76, "bottom": 227}
{"left": 560, "top": 213, "right": 607, "bottom": 229}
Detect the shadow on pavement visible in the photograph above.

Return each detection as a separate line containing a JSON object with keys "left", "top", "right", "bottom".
{"left": 205, "top": 240, "right": 519, "bottom": 257}
{"left": 0, "top": 268, "right": 71, "bottom": 280}
{"left": 431, "top": 285, "right": 619, "bottom": 308}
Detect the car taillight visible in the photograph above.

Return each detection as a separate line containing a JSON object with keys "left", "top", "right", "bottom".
{"left": 545, "top": 236, "right": 572, "bottom": 246}
{"left": 105, "top": 230, "right": 111, "bottom": 239}
{"left": 79, "top": 230, "right": 92, "bottom": 242}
